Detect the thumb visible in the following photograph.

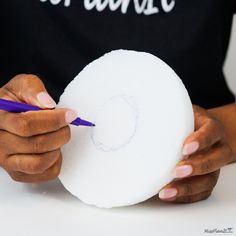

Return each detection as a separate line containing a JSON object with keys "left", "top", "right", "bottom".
{"left": 4, "top": 74, "right": 56, "bottom": 109}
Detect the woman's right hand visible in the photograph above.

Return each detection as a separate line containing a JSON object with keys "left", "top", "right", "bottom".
{"left": 0, "top": 74, "right": 77, "bottom": 183}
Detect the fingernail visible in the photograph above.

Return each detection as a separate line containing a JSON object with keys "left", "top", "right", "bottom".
{"left": 173, "top": 165, "right": 193, "bottom": 178}
{"left": 159, "top": 188, "right": 177, "bottom": 199}
{"left": 65, "top": 110, "right": 78, "bottom": 123}
{"left": 37, "top": 92, "right": 56, "bottom": 108}
{"left": 182, "top": 141, "right": 199, "bottom": 155}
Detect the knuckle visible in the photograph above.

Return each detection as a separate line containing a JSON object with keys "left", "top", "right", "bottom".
{"left": 21, "top": 74, "right": 41, "bottom": 86}
{"left": 214, "top": 121, "right": 225, "bottom": 139}
{"left": 202, "top": 133, "right": 213, "bottom": 147}
{"left": 193, "top": 105, "right": 203, "bottom": 115}
{"left": 0, "top": 132, "right": 16, "bottom": 155}
{"left": 183, "top": 195, "right": 193, "bottom": 203}
{"left": 175, "top": 195, "right": 192, "bottom": 203}
{"left": 16, "top": 114, "right": 33, "bottom": 137}
{"left": 8, "top": 171, "right": 25, "bottom": 183}
{"left": 29, "top": 151, "right": 60, "bottom": 174}
{"left": 0, "top": 130, "right": 8, "bottom": 150}
{"left": 60, "top": 126, "right": 71, "bottom": 144}
{"left": 212, "top": 116, "right": 223, "bottom": 128}
{"left": 53, "top": 149, "right": 62, "bottom": 161}
{"left": 5, "top": 75, "right": 22, "bottom": 89}
{"left": 0, "top": 129, "right": 5, "bottom": 137}
{"left": 203, "top": 173, "right": 219, "bottom": 190}
{"left": 201, "top": 190, "right": 212, "bottom": 201}
{"left": 200, "top": 159, "right": 212, "bottom": 173}
{"left": 182, "top": 182, "right": 193, "bottom": 195}
{"left": 224, "top": 144, "right": 233, "bottom": 162}
{"left": 9, "top": 174, "right": 20, "bottom": 182}
{"left": 7, "top": 74, "right": 39, "bottom": 89}
{"left": 208, "top": 172, "right": 219, "bottom": 188}
{"left": 51, "top": 155, "right": 62, "bottom": 178}
{"left": 176, "top": 191, "right": 212, "bottom": 203}
{"left": 52, "top": 110, "right": 65, "bottom": 130}
{"left": 27, "top": 159, "right": 46, "bottom": 174}
{"left": 31, "top": 136, "right": 45, "bottom": 152}
{"left": 21, "top": 74, "right": 43, "bottom": 96}
{"left": 52, "top": 115, "right": 63, "bottom": 130}
{"left": 210, "top": 117, "right": 225, "bottom": 138}
{"left": 0, "top": 132, "right": 18, "bottom": 155}
{"left": 0, "top": 155, "right": 5, "bottom": 166}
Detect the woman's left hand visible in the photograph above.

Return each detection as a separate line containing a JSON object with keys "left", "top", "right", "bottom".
{"left": 159, "top": 105, "right": 233, "bottom": 203}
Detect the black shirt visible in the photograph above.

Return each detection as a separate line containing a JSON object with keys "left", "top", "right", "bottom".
{"left": 0, "top": 0, "right": 236, "bottom": 108}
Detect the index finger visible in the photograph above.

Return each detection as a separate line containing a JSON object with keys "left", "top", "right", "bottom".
{"left": 0, "top": 108, "right": 78, "bottom": 137}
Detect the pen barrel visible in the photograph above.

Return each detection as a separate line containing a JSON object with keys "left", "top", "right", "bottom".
{"left": 0, "top": 98, "right": 41, "bottom": 113}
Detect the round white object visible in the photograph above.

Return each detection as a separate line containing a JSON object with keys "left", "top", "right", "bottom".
{"left": 58, "top": 50, "right": 194, "bottom": 208}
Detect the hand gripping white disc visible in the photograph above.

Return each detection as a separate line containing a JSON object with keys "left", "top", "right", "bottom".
{"left": 58, "top": 50, "right": 194, "bottom": 208}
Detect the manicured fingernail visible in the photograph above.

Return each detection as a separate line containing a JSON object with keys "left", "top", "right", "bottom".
{"left": 182, "top": 141, "right": 199, "bottom": 155}
{"left": 173, "top": 165, "right": 193, "bottom": 178}
{"left": 37, "top": 92, "right": 56, "bottom": 108}
{"left": 159, "top": 188, "right": 177, "bottom": 199}
{"left": 65, "top": 110, "right": 78, "bottom": 123}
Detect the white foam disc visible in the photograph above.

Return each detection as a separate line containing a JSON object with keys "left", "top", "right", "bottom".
{"left": 58, "top": 50, "right": 194, "bottom": 208}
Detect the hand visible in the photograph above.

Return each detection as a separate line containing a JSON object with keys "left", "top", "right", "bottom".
{"left": 159, "top": 105, "right": 233, "bottom": 203}
{"left": 0, "top": 74, "right": 78, "bottom": 183}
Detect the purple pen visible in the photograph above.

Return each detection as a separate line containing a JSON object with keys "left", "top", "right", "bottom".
{"left": 0, "top": 98, "right": 95, "bottom": 127}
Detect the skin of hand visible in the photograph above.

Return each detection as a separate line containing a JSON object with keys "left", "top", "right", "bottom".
{"left": 0, "top": 74, "right": 78, "bottom": 183}
{"left": 159, "top": 104, "right": 235, "bottom": 203}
